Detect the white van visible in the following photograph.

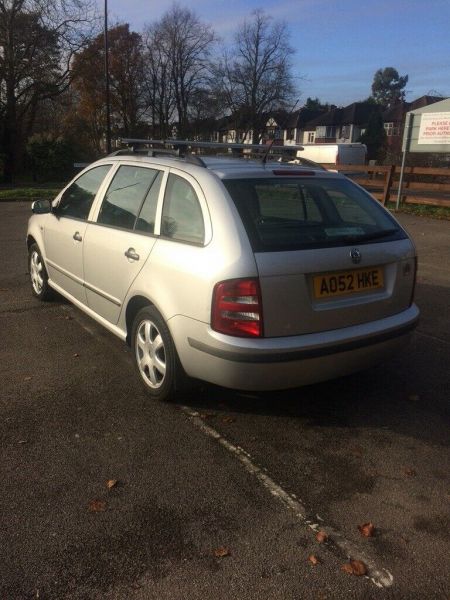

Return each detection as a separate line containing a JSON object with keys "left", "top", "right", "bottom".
{"left": 295, "top": 143, "right": 367, "bottom": 166}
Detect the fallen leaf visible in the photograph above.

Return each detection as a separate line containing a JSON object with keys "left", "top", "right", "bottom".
{"left": 23, "top": 376, "right": 33, "bottom": 381}
{"left": 308, "top": 554, "right": 320, "bottom": 565}
{"left": 222, "top": 417, "right": 235, "bottom": 424}
{"left": 408, "top": 394, "right": 420, "bottom": 402}
{"left": 404, "top": 468, "right": 417, "bottom": 477}
{"left": 88, "top": 499, "right": 107, "bottom": 512}
{"left": 106, "top": 479, "right": 118, "bottom": 490}
{"left": 341, "top": 563, "right": 354, "bottom": 575}
{"left": 316, "top": 530, "right": 328, "bottom": 543}
{"left": 214, "top": 546, "right": 231, "bottom": 558}
{"left": 350, "top": 560, "right": 367, "bottom": 576}
{"left": 349, "top": 445, "right": 364, "bottom": 456}
{"left": 358, "top": 522, "right": 375, "bottom": 537}
{"left": 341, "top": 560, "right": 367, "bottom": 576}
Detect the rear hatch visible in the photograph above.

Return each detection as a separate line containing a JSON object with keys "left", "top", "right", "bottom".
{"left": 223, "top": 173, "right": 416, "bottom": 337}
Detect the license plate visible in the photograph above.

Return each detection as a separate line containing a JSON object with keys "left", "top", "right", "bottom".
{"left": 313, "top": 267, "right": 384, "bottom": 299}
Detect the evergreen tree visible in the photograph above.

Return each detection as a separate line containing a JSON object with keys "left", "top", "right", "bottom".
{"left": 371, "top": 67, "right": 408, "bottom": 107}
{"left": 360, "top": 111, "right": 386, "bottom": 161}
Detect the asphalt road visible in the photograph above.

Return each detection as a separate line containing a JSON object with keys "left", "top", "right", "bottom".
{"left": 1, "top": 202, "right": 449, "bottom": 600}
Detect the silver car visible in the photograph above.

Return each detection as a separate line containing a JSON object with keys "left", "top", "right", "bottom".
{"left": 27, "top": 149, "right": 419, "bottom": 400}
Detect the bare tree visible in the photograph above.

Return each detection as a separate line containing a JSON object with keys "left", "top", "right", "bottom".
{"left": 0, "top": 0, "right": 96, "bottom": 181}
{"left": 214, "top": 10, "right": 295, "bottom": 143}
{"left": 144, "top": 4, "right": 215, "bottom": 138}
{"left": 142, "top": 23, "right": 176, "bottom": 138}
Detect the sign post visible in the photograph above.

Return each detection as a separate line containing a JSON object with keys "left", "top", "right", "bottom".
{"left": 417, "top": 112, "right": 450, "bottom": 145}
{"left": 396, "top": 98, "right": 450, "bottom": 210}
{"left": 396, "top": 112, "right": 414, "bottom": 210}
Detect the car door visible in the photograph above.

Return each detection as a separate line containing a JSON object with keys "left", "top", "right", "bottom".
{"left": 83, "top": 163, "right": 165, "bottom": 324}
{"left": 43, "top": 164, "right": 112, "bottom": 304}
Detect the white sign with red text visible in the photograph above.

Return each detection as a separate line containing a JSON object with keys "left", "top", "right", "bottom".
{"left": 418, "top": 112, "right": 450, "bottom": 145}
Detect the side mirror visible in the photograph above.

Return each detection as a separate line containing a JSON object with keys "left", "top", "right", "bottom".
{"left": 31, "top": 199, "right": 52, "bottom": 214}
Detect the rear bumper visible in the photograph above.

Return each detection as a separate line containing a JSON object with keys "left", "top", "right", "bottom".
{"left": 169, "top": 304, "right": 419, "bottom": 391}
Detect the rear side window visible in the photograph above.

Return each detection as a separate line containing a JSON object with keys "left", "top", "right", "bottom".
{"left": 224, "top": 177, "right": 405, "bottom": 252}
{"left": 58, "top": 165, "right": 111, "bottom": 220}
{"left": 98, "top": 165, "right": 160, "bottom": 232}
{"left": 161, "top": 174, "right": 204, "bottom": 244}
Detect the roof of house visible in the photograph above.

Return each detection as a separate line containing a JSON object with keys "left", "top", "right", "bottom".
{"left": 303, "top": 102, "right": 380, "bottom": 130}
{"left": 382, "top": 96, "right": 446, "bottom": 122}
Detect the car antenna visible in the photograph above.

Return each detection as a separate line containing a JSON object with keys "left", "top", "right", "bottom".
{"left": 261, "top": 98, "right": 300, "bottom": 165}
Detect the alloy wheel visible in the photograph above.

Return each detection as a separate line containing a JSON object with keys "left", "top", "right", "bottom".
{"left": 30, "top": 250, "right": 44, "bottom": 295}
{"left": 135, "top": 319, "right": 167, "bottom": 388}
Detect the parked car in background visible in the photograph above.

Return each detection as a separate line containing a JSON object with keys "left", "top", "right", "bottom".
{"left": 27, "top": 143, "right": 418, "bottom": 400}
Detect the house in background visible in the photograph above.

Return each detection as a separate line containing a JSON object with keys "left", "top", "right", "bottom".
{"left": 204, "top": 96, "right": 448, "bottom": 155}
{"left": 382, "top": 95, "right": 446, "bottom": 156}
{"left": 283, "top": 108, "right": 329, "bottom": 145}
{"left": 302, "top": 101, "right": 381, "bottom": 144}
{"left": 213, "top": 107, "right": 331, "bottom": 147}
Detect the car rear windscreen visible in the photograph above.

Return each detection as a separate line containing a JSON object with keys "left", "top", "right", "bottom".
{"left": 223, "top": 177, "right": 406, "bottom": 252}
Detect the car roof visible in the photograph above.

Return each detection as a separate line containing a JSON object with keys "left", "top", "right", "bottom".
{"left": 97, "top": 154, "right": 342, "bottom": 181}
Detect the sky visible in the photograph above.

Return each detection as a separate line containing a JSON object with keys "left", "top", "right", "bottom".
{"left": 103, "top": 0, "right": 450, "bottom": 107}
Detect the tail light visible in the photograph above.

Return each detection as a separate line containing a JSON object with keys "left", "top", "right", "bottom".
{"left": 410, "top": 257, "right": 418, "bottom": 307}
{"left": 211, "top": 278, "right": 263, "bottom": 337}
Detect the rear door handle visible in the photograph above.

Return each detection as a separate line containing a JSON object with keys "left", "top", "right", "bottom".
{"left": 73, "top": 231, "right": 82, "bottom": 242}
{"left": 125, "top": 248, "right": 140, "bottom": 261}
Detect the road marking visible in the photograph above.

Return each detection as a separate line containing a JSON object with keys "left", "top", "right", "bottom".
{"left": 416, "top": 330, "right": 450, "bottom": 346}
{"left": 181, "top": 406, "right": 394, "bottom": 589}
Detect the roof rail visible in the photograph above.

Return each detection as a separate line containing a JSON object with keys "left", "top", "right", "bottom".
{"left": 147, "top": 148, "right": 180, "bottom": 158}
{"left": 108, "top": 148, "right": 151, "bottom": 156}
{"left": 121, "top": 138, "right": 304, "bottom": 153}
{"left": 113, "top": 138, "right": 303, "bottom": 169}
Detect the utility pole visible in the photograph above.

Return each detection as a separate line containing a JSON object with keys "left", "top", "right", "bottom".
{"left": 104, "top": 0, "right": 112, "bottom": 153}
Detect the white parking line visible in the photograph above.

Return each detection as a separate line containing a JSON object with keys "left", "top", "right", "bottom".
{"left": 181, "top": 406, "right": 394, "bottom": 589}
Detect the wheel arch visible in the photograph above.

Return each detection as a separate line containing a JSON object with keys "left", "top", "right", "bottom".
{"left": 27, "top": 234, "right": 38, "bottom": 250}
{"left": 124, "top": 295, "right": 155, "bottom": 345}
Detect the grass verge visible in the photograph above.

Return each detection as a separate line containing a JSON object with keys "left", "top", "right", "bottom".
{"left": 386, "top": 202, "right": 450, "bottom": 221}
{"left": 0, "top": 186, "right": 61, "bottom": 202}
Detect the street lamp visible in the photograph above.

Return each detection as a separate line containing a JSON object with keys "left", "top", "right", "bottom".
{"left": 104, "top": 0, "right": 112, "bottom": 153}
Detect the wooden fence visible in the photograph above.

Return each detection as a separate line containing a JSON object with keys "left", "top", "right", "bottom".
{"left": 332, "top": 164, "right": 450, "bottom": 208}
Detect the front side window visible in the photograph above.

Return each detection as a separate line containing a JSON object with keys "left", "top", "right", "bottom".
{"left": 161, "top": 174, "right": 204, "bottom": 244}
{"left": 57, "top": 165, "right": 111, "bottom": 220}
{"left": 98, "top": 165, "right": 161, "bottom": 231}
{"left": 224, "top": 177, "right": 406, "bottom": 252}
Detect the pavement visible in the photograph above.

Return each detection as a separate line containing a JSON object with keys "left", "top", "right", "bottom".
{"left": 0, "top": 203, "right": 449, "bottom": 600}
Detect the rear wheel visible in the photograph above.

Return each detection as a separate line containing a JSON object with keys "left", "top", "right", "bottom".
{"left": 29, "top": 243, "right": 53, "bottom": 300}
{"left": 131, "top": 306, "right": 187, "bottom": 401}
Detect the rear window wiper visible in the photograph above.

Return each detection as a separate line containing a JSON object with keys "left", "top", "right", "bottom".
{"left": 341, "top": 228, "right": 399, "bottom": 243}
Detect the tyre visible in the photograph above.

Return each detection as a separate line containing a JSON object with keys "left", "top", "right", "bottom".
{"left": 131, "top": 306, "right": 188, "bottom": 401}
{"left": 29, "top": 243, "right": 53, "bottom": 300}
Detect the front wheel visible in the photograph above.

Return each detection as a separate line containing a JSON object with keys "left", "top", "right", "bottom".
{"left": 29, "top": 243, "right": 53, "bottom": 300}
{"left": 131, "top": 306, "right": 187, "bottom": 401}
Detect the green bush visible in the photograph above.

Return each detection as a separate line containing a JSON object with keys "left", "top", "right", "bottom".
{"left": 26, "top": 134, "right": 78, "bottom": 182}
